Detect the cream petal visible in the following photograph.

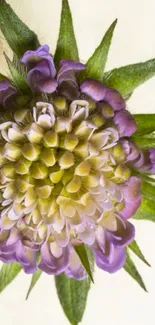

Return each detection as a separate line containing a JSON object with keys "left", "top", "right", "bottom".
{"left": 8, "top": 127, "right": 25, "bottom": 142}
{"left": 50, "top": 242, "right": 63, "bottom": 258}
{"left": 59, "top": 152, "right": 74, "bottom": 169}
{"left": 53, "top": 227, "right": 69, "bottom": 247}
{"left": 66, "top": 176, "right": 81, "bottom": 193}
{"left": 60, "top": 202, "right": 76, "bottom": 218}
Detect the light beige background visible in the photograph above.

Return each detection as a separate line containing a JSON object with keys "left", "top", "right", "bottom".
{"left": 0, "top": 0, "right": 155, "bottom": 324}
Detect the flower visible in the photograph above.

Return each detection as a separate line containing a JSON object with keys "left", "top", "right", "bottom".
{"left": 0, "top": 45, "right": 154, "bottom": 279}
{"left": 21, "top": 45, "right": 86, "bottom": 98}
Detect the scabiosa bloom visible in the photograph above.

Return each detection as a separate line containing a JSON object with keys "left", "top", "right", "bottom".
{"left": 0, "top": 45, "right": 154, "bottom": 279}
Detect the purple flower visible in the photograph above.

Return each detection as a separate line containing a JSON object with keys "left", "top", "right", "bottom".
{"left": 39, "top": 242, "right": 70, "bottom": 275}
{"left": 0, "top": 81, "right": 17, "bottom": 107}
{"left": 21, "top": 45, "right": 86, "bottom": 96}
{"left": 80, "top": 79, "right": 126, "bottom": 110}
{"left": 122, "top": 140, "right": 155, "bottom": 173}
{"left": 0, "top": 46, "right": 153, "bottom": 279}
{"left": 114, "top": 110, "right": 137, "bottom": 137}
{"left": 21, "top": 45, "right": 58, "bottom": 93}
{"left": 91, "top": 228, "right": 127, "bottom": 273}
{"left": 120, "top": 177, "right": 142, "bottom": 219}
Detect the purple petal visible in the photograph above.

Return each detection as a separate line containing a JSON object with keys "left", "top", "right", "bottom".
{"left": 28, "top": 61, "right": 58, "bottom": 93}
{"left": 0, "top": 81, "right": 17, "bottom": 107}
{"left": 81, "top": 79, "right": 107, "bottom": 101}
{"left": 122, "top": 176, "right": 141, "bottom": 202}
{"left": 39, "top": 242, "right": 69, "bottom": 275}
{"left": 95, "top": 245, "right": 126, "bottom": 273}
{"left": 121, "top": 197, "right": 142, "bottom": 219}
{"left": 147, "top": 149, "right": 155, "bottom": 173}
{"left": 80, "top": 79, "right": 125, "bottom": 110}
{"left": 0, "top": 238, "right": 17, "bottom": 263}
{"left": 21, "top": 45, "right": 56, "bottom": 78}
{"left": 65, "top": 248, "right": 87, "bottom": 280}
{"left": 114, "top": 111, "right": 137, "bottom": 137}
{"left": 57, "top": 60, "right": 86, "bottom": 100}
{"left": 120, "top": 177, "right": 142, "bottom": 219}
{"left": 57, "top": 60, "right": 86, "bottom": 84}
{"left": 109, "top": 217, "right": 135, "bottom": 247}
{"left": 149, "top": 149, "right": 155, "bottom": 164}
{"left": 15, "top": 241, "right": 38, "bottom": 274}
{"left": 22, "top": 45, "right": 57, "bottom": 94}
{"left": 104, "top": 88, "right": 126, "bottom": 111}
{"left": 0, "top": 253, "right": 17, "bottom": 263}
{"left": 122, "top": 140, "right": 140, "bottom": 162}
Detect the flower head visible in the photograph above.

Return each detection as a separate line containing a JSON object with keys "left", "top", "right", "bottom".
{"left": 0, "top": 46, "right": 154, "bottom": 279}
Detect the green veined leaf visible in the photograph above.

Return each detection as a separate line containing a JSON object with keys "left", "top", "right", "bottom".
{"left": 80, "top": 19, "right": 117, "bottom": 82}
{"left": 0, "top": 0, "right": 40, "bottom": 58}
{"left": 124, "top": 250, "right": 147, "bottom": 292}
{"left": 103, "top": 59, "right": 155, "bottom": 97}
{"left": 26, "top": 270, "right": 42, "bottom": 300}
{"left": 74, "top": 244, "right": 94, "bottom": 283}
{"left": 141, "top": 181, "right": 155, "bottom": 200}
{"left": 133, "top": 114, "right": 155, "bottom": 136}
{"left": 4, "top": 53, "right": 30, "bottom": 93}
{"left": 54, "top": 0, "right": 79, "bottom": 67}
{"left": 134, "top": 196, "right": 155, "bottom": 222}
{"left": 0, "top": 263, "right": 22, "bottom": 293}
{"left": 128, "top": 240, "right": 150, "bottom": 267}
{"left": 132, "top": 134, "right": 155, "bottom": 149}
{"left": 55, "top": 273, "right": 91, "bottom": 325}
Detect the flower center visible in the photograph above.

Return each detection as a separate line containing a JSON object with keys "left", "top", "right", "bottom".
{"left": 0, "top": 98, "right": 130, "bottom": 247}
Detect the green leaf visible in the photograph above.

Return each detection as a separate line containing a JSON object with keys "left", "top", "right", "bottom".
{"left": 74, "top": 244, "right": 94, "bottom": 283}
{"left": 80, "top": 19, "right": 117, "bottom": 82}
{"left": 54, "top": 0, "right": 79, "bottom": 67}
{"left": 128, "top": 240, "right": 150, "bottom": 267}
{"left": 133, "top": 114, "right": 155, "bottom": 135}
{"left": 132, "top": 134, "right": 155, "bottom": 149}
{"left": 4, "top": 53, "right": 30, "bottom": 93}
{"left": 0, "top": 263, "right": 22, "bottom": 293}
{"left": 55, "top": 273, "right": 91, "bottom": 325}
{"left": 26, "top": 270, "right": 42, "bottom": 300}
{"left": 124, "top": 250, "right": 147, "bottom": 292}
{"left": 0, "top": 0, "right": 40, "bottom": 58}
{"left": 103, "top": 59, "right": 155, "bottom": 96}
{"left": 134, "top": 196, "right": 155, "bottom": 222}
{"left": 141, "top": 181, "right": 155, "bottom": 200}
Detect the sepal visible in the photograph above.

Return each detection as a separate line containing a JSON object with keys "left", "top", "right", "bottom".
{"left": 0, "top": 0, "right": 40, "bottom": 57}
{"left": 124, "top": 250, "right": 147, "bottom": 292}
{"left": 103, "top": 59, "right": 155, "bottom": 96}
{"left": 0, "top": 263, "right": 22, "bottom": 293}
{"left": 54, "top": 0, "right": 79, "bottom": 67}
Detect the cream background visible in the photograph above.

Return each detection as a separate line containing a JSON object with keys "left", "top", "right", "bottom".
{"left": 0, "top": 0, "right": 155, "bottom": 324}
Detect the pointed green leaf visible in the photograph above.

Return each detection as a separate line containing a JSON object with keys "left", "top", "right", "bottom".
{"left": 133, "top": 114, "right": 155, "bottom": 135}
{"left": 103, "top": 59, "right": 155, "bottom": 96}
{"left": 0, "top": 0, "right": 40, "bottom": 58}
{"left": 55, "top": 273, "right": 91, "bottom": 325}
{"left": 80, "top": 19, "right": 117, "bottom": 82}
{"left": 4, "top": 53, "right": 30, "bottom": 93}
{"left": 74, "top": 244, "right": 94, "bottom": 283}
{"left": 26, "top": 270, "right": 42, "bottom": 300}
{"left": 134, "top": 196, "right": 155, "bottom": 222}
{"left": 124, "top": 250, "right": 147, "bottom": 292}
{"left": 129, "top": 240, "right": 150, "bottom": 267}
{"left": 0, "top": 263, "right": 22, "bottom": 293}
{"left": 54, "top": 0, "right": 79, "bottom": 67}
